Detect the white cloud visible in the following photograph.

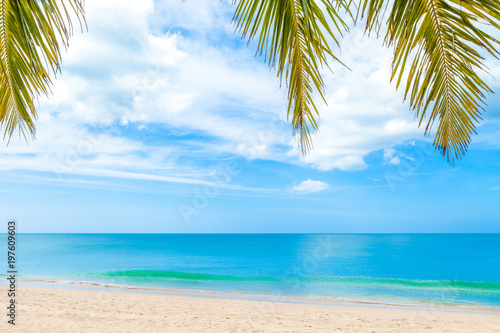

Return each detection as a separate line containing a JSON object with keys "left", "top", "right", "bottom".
{"left": 383, "top": 148, "right": 396, "bottom": 160}
{"left": 0, "top": 0, "right": 288, "bottom": 181}
{"left": 389, "top": 156, "right": 401, "bottom": 166}
{"left": 6, "top": 0, "right": 493, "bottom": 186}
{"left": 291, "top": 180, "right": 329, "bottom": 194}
{"left": 287, "top": 28, "right": 424, "bottom": 171}
{"left": 383, "top": 148, "right": 401, "bottom": 165}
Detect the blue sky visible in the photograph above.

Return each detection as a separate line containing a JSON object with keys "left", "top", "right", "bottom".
{"left": 1, "top": 0, "right": 499, "bottom": 232}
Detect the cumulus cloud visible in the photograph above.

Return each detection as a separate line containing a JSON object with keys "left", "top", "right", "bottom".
{"left": 4, "top": 0, "right": 494, "bottom": 186}
{"left": 0, "top": 0, "right": 287, "bottom": 181}
{"left": 286, "top": 28, "right": 424, "bottom": 171}
{"left": 291, "top": 180, "right": 329, "bottom": 194}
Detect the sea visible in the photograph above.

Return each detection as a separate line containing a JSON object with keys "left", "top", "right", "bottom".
{"left": 1, "top": 233, "right": 499, "bottom": 308}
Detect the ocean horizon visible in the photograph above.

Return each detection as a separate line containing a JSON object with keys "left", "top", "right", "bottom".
{"left": 2, "top": 233, "right": 499, "bottom": 308}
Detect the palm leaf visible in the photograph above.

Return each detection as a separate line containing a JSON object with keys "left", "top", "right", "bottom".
{"left": 233, "top": 0, "right": 350, "bottom": 154}
{"left": 361, "top": 0, "right": 500, "bottom": 163}
{"left": 0, "top": 0, "right": 85, "bottom": 140}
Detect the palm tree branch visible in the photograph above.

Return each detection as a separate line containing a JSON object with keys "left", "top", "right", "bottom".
{"left": 0, "top": 0, "right": 85, "bottom": 141}
{"left": 233, "top": 0, "right": 350, "bottom": 154}
{"left": 361, "top": 0, "right": 500, "bottom": 163}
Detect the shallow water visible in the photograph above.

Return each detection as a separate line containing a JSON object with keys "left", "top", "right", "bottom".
{"left": 1, "top": 233, "right": 499, "bottom": 306}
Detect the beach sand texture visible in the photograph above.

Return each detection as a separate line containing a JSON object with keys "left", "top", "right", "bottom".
{"left": 1, "top": 286, "right": 499, "bottom": 332}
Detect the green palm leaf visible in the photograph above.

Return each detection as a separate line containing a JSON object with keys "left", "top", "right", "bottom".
{"left": 361, "top": 0, "right": 500, "bottom": 163}
{"left": 0, "top": 0, "right": 84, "bottom": 140}
{"left": 233, "top": 0, "right": 350, "bottom": 154}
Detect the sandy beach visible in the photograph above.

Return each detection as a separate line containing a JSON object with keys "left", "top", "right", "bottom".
{"left": 1, "top": 285, "right": 499, "bottom": 332}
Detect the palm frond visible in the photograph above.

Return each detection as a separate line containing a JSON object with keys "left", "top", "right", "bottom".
{"left": 361, "top": 0, "right": 500, "bottom": 163}
{"left": 233, "top": 0, "right": 350, "bottom": 154}
{"left": 0, "top": 0, "right": 85, "bottom": 140}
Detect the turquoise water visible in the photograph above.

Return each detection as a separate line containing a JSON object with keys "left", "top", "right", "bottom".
{"left": 1, "top": 234, "right": 499, "bottom": 306}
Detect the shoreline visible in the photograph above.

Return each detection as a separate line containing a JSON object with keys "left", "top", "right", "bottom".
{"left": 1, "top": 284, "right": 499, "bottom": 332}
{"left": 6, "top": 278, "right": 500, "bottom": 315}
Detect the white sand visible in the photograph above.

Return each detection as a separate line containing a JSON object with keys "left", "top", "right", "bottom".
{"left": 1, "top": 286, "right": 499, "bottom": 332}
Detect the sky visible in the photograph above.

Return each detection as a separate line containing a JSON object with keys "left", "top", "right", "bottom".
{"left": 1, "top": 0, "right": 499, "bottom": 233}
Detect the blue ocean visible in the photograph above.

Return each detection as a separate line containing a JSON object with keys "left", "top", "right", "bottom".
{"left": 1, "top": 234, "right": 499, "bottom": 307}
